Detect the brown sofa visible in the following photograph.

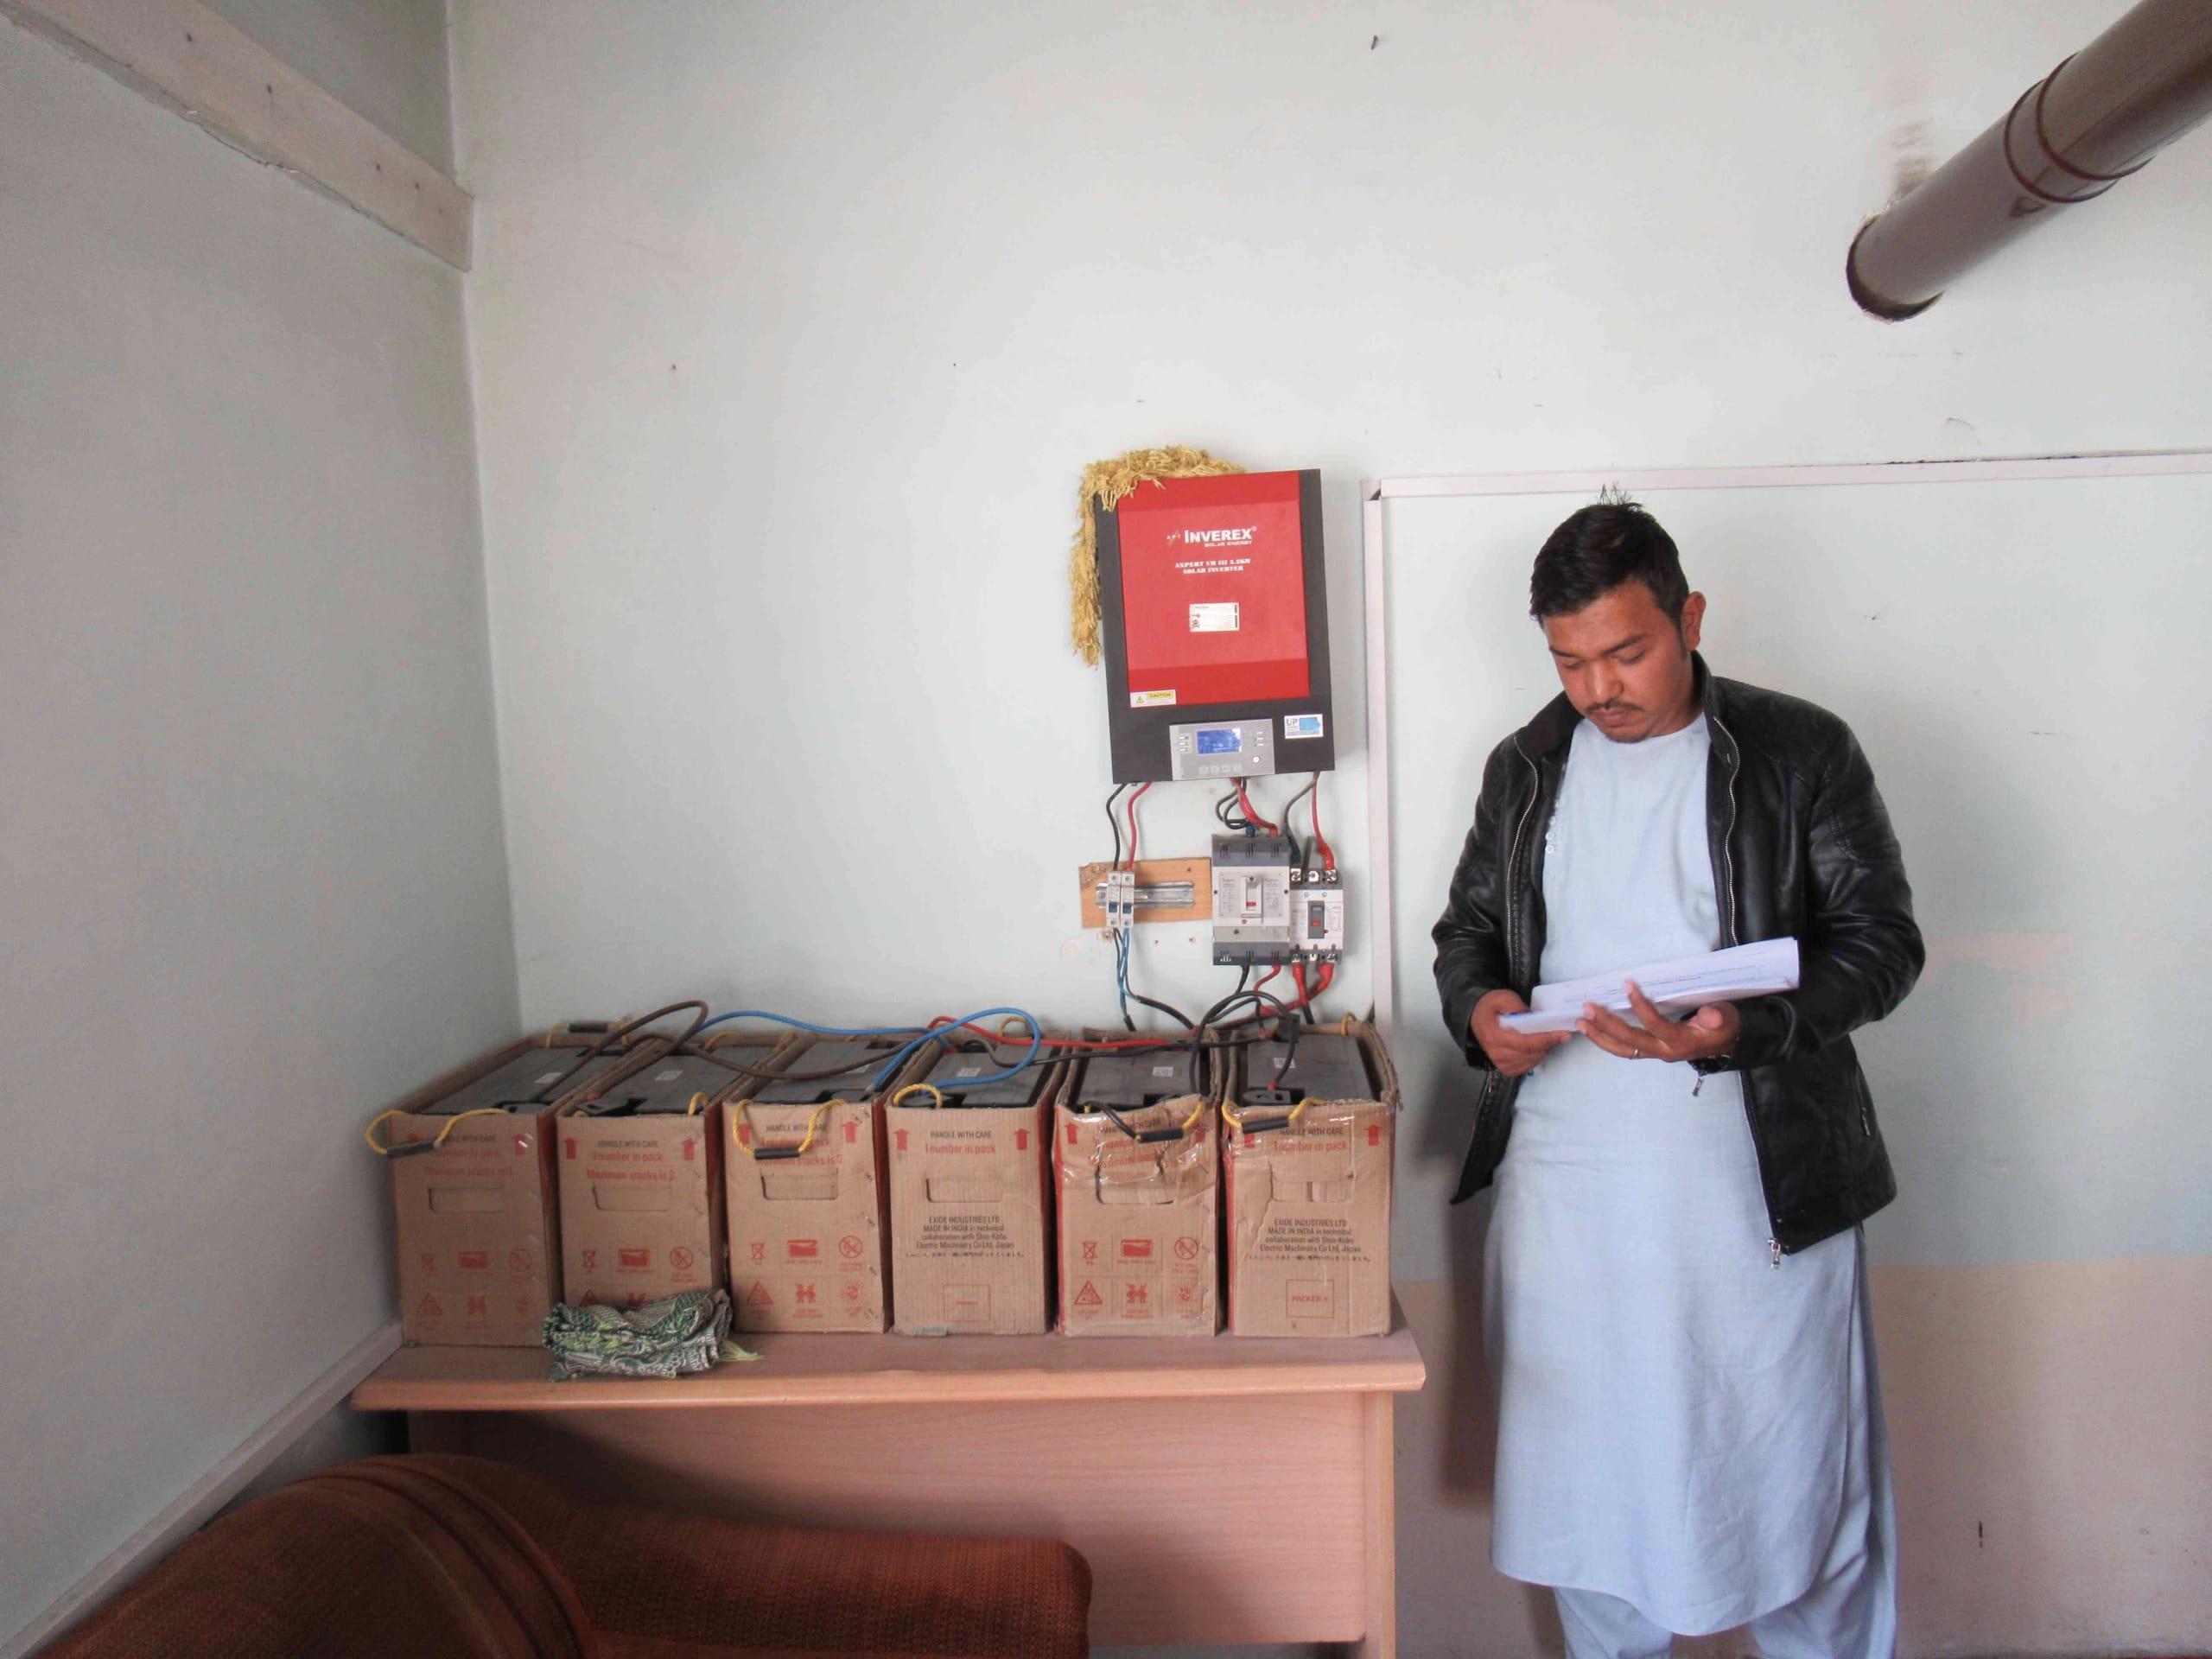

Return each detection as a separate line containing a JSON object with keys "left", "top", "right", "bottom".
{"left": 48, "top": 1454, "right": 1091, "bottom": 1657}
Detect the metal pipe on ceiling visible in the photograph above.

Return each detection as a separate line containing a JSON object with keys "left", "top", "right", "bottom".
{"left": 1847, "top": 0, "right": 2212, "bottom": 320}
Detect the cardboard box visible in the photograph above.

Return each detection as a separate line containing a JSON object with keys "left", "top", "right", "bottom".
{"left": 1053, "top": 1041, "right": 1220, "bottom": 1337}
{"left": 719, "top": 1032, "right": 902, "bottom": 1333}
{"left": 383, "top": 1033, "right": 643, "bottom": 1346}
{"left": 1222, "top": 1022, "right": 1398, "bottom": 1338}
{"left": 555, "top": 1043, "right": 741, "bottom": 1311}
{"left": 886, "top": 1038, "right": 1060, "bottom": 1335}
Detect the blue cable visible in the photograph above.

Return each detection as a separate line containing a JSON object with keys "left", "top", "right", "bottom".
{"left": 868, "top": 1006, "right": 1044, "bottom": 1091}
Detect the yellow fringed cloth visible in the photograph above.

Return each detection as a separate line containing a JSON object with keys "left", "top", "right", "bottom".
{"left": 1069, "top": 447, "right": 1243, "bottom": 664}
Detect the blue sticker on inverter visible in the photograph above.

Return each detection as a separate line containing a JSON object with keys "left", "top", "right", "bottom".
{"left": 1283, "top": 714, "right": 1325, "bottom": 740}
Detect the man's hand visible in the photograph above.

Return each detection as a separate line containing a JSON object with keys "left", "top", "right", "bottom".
{"left": 1471, "top": 988, "right": 1572, "bottom": 1077}
{"left": 1577, "top": 980, "right": 1738, "bottom": 1065}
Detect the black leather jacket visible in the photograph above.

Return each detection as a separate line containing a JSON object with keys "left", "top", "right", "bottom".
{"left": 1431, "top": 656, "right": 1923, "bottom": 1257}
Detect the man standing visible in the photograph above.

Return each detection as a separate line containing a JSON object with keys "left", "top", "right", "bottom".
{"left": 1432, "top": 499, "right": 1923, "bottom": 1659}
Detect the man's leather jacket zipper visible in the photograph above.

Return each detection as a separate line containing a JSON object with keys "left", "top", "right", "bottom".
{"left": 1475, "top": 737, "right": 1547, "bottom": 1139}
{"left": 1707, "top": 707, "right": 1783, "bottom": 1268}
{"left": 1505, "top": 735, "right": 1541, "bottom": 986}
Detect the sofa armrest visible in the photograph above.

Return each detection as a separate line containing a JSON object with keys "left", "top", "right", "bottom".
{"left": 561, "top": 1515, "right": 1091, "bottom": 1659}
{"left": 392, "top": 1455, "right": 1090, "bottom": 1659}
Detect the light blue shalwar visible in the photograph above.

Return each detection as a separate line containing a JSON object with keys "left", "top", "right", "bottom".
{"left": 1483, "top": 715, "right": 1896, "bottom": 1656}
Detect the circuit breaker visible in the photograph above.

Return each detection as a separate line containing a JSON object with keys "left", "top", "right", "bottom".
{"left": 1293, "top": 876, "right": 1346, "bottom": 959}
{"left": 1210, "top": 836, "right": 1345, "bottom": 966}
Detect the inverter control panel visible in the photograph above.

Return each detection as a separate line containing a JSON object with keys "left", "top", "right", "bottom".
{"left": 1095, "top": 469, "right": 1335, "bottom": 782}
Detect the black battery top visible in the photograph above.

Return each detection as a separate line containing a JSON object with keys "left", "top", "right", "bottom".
{"left": 922, "top": 1046, "right": 1047, "bottom": 1108}
{"left": 424, "top": 1046, "right": 631, "bottom": 1116}
{"left": 1073, "top": 1050, "right": 1199, "bottom": 1112}
{"left": 1240, "top": 1033, "right": 1370, "bottom": 1103}
{"left": 752, "top": 1038, "right": 904, "bottom": 1104}
{"left": 582, "top": 1050, "right": 748, "bottom": 1116}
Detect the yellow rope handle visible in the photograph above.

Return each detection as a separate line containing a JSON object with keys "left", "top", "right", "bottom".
{"left": 363, "top": 1105, "right": 506, "bottom": 1158}
{"left": 1338, "top": 1014, "right": 1357, "bottom": 1035}
{"left": 1071, "top": 1094, "right": 1209, "bottom": 1141}
{"left": 730, "top": 1097, "right": 844, "bottom": 1159}
{"left": 686, "top": 1091, "right": 709, "bottom": 1117}
{"left": 891, "top": 1083, "right": 946, "bottom": 1109}
{"left": 1219, "top": 1096, "right": 1313, "bottom": 1134}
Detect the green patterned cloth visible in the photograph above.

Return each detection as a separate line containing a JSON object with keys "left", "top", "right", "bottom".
{"left": 542, "top": 1288, "right": 757, "bottom": 1381}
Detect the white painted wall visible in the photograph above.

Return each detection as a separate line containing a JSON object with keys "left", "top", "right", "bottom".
{"left": 0, "top": 10, "right": 507, "bottom": 1647}
{"left": 453, "top": 0, "right": 2210, "bottom": 1038}
{"left": 453, "top": 3, "right": 2210, "bottom": 1653}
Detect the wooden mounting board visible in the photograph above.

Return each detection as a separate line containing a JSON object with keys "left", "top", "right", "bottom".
{"left": 1076, "top": 855, "right": 1211, "bottom": 929}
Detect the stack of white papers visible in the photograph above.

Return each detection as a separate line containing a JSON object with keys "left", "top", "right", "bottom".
{"left": 1498, "top": 938, "right": 1801, "bottom": 1036}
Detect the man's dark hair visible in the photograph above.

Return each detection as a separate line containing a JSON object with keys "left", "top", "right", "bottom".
{"left": 1529, "top": 495, "right": 1689, "bottom": 624}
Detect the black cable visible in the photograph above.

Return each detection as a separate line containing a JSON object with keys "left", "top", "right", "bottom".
{"left": 1127, "top": 992, "right": 1194, "bottom": 1029}
{"left": 1117, "top": 931, "right": 1136, "bottom": 1032}
{"left": 672, "top": 1039, "right": 907, "bottom": 1085}
{"left": 1104, "top": 784, "right": 1134, "bottom": 1027}
{"left": 531, "top": 999, "right": 710, "bottom": 1102}
{"left": 936, "top": 1027, "right": 1258, "bottom": 1084}
{"left": 1278, "top": 774, "right": 1318, "bottom": 872}
{"left": 1186, "top": 987, "right": 1300, "bottom": 1101}
{"left": 1105, "top": 783, "right": 1128, "bottom": 869}
{"left": 1096, "top": 839, "right": 1195, "bottom": 1032}
{"left": 1124, "top": 935, "right": 1195, "bottom": 1030}
{"left": 1203, "top": 963, "right": 1254, "bottom": 1093}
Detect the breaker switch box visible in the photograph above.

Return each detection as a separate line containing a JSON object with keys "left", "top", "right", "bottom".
{"left": 1210, "top": 835, "right": 1295, "bottom": 966}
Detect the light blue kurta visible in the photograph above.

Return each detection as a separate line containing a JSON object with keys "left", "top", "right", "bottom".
{"left": 1484, "top": 715, "right": 1876, "bottom": 1635}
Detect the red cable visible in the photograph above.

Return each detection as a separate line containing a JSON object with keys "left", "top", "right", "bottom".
{"left": 1266, "top": 958, "right": 1333, "bottom": 1017}
{"left": 1310, "top": 960, "right": 1335, "bottom": 1014}
{"left": 924, "top": 1019, "right": 1203, "bottom": 1053}
{"left": 1124, "top": 781, "right": 1151, "bottom": 871}
{"left": 1309, "top": 778, "right": 1335, "bottom": 874}
{"left": 1236, "top": 779, "right": 1277, "bottom": 834}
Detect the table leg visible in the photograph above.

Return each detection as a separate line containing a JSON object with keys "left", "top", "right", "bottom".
{"left": 1357, "top": 1390, "right": 1396, "bottom": 1659}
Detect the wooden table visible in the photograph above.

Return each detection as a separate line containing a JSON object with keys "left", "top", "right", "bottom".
{"left": 353, "top": 1301, "right": 1425, "bottom": 1655}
